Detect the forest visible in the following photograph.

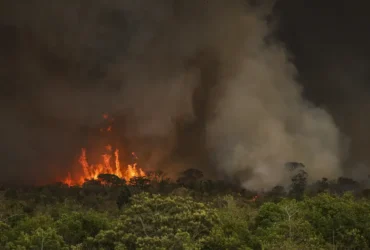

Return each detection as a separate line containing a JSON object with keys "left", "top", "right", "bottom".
{"left": 0, "top": 167, "right": 369, "bottom": 250}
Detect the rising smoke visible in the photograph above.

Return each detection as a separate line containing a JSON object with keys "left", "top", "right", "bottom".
{"left": 0, "top": 0, "right": 345, "bottom": 188}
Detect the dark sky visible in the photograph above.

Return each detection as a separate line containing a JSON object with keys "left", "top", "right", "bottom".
{"left": 0, "top": 0, "right": 370, "bottom": 183}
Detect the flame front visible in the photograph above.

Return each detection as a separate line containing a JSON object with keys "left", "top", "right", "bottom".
{"left": 62, "top": 113, "right": 146, "bottom": 186}
{"left": 63, "top": 146, "right": 145, "bottom": 186}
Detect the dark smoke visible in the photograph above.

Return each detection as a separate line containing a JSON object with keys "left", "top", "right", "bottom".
{"left": 0, "top": 0, "right": 347, "bottom": 187}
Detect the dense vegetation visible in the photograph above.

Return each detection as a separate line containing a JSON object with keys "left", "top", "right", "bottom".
{"left": 0, "top": 168, "right": 369, "bottom": 249}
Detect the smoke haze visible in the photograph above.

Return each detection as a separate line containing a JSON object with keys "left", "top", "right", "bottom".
{"left": 0, "top": 0, "right": 345, "bottom": 187}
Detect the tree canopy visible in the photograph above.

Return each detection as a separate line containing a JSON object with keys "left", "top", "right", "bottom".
{"left": 0, "top": 169, "right": 369, "bottom": 249}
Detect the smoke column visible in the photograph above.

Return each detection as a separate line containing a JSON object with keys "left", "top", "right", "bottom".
{"left": 0, "top": 0, "right": 344, "bottom": 187}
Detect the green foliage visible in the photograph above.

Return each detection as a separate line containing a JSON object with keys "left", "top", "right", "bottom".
{"left": 116, "top": 185, "right": 131, "bottom": 210}
{"left": 255, "top": 199, "right": 326, "bottom": 249}
{"left": 1, "top": 214, "right": 54, "bottom": 246}
{"left": 5, "top": 227, "right": 67, "bottom": 250}
{"left": 94, "top": 192, "right": 217, "bottom": 249}
{"left": 55, "top": 209, "right": 110, "bottom": 246}
{"left": 202, "top": 196, "right": 259, "bottom": 250}
{"left": 303, "top": 192, "right": 370, "bottom": 249}
{"left": 1, "top": 173, "right": 369, "bottom": 250}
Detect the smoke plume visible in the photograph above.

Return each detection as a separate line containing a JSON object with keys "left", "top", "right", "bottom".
{"left": 0, "top": 0, "right": 344, "bottom": 187}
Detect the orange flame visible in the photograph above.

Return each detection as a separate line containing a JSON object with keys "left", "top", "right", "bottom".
{"left": 62, "top": 114, "right": 145, "bottom": 186}
{"left": 63, "top": 146, "right": 145, "bottom": 186}
{"left": 64, "top": 172, "right": 72, "bottom": 187}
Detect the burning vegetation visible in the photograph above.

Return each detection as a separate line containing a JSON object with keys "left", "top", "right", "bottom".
{"left": 62, "top": 114, "right": 146, "bottom": 186}
{"left": 63, "top": 147, "right": 145, "bottom": 187}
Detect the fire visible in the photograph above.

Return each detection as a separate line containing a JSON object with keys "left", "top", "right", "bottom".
{"left": 62, "top": 113, "right": 145, "bottom": 186}
{"left": 63, "top": 146, "right": 145, "bottom": 186}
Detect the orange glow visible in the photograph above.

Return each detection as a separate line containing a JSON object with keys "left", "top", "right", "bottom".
{"left": 79, "top": 148, "right": 90, "bottom": 177}
{"left": 114, "top": 149, "right": 121, "bottom": 177}
{"left": 62, "top": 113, "right": 145, "bottom": 186}
{"left": 64, "top": 172, "right": 72, "bottom": 187}
{"left": 105, "top": 144, "right": 112, "bottom": 151}
{"left": 63, "top": 146, "right": 145, "bottom": 186}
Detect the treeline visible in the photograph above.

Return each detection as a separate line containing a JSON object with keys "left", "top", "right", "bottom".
{"left": 0, "top": 168, "right": 369, "bottom": 249}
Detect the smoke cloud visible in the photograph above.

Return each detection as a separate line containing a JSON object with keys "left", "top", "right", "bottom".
{"left": 0, "top": 0, "right": 344, "bottom": 187}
